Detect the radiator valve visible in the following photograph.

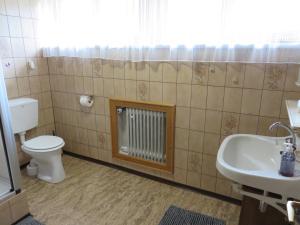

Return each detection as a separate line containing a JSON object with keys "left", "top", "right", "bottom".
{"left": 117, "top": 107, "right": 126, "bottom": 114}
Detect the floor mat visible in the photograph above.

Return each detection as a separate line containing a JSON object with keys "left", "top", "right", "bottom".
{"left": 15, "top": 216, "right": 44, "bottom": 225}
{"left": 159, "top": 205, "right": 225, "bottom": 225}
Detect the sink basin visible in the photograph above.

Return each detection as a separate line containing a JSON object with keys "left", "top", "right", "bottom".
{"left": 217, "top": 134, "right": 300, "bottom": 199}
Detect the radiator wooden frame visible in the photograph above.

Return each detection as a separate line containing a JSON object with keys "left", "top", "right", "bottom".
{"left": 109, "top": 98, "right": 175, "bottom": 173}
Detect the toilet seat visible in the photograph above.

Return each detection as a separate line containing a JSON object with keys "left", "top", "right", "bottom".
{"left": 23, "top": 135, "right": 65, "bottom": 152}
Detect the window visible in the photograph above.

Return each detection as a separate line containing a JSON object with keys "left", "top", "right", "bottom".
{"left": 38, "top": 0, "right": 300, "bottom": 62}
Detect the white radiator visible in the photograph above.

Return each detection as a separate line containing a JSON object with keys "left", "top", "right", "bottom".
{"left": 117, "top": 107, "right": 166, "bottom": 163}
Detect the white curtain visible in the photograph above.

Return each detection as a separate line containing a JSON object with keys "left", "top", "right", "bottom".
{"left": 37, "top": 0, "right": 300, "bottom": 63}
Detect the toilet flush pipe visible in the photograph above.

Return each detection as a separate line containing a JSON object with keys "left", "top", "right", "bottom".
{"left": 18, "top": 131, "right": 26, "bottom": 145}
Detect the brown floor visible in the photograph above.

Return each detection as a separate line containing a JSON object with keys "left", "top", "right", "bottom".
{"left": 22, "top": 155, "right": 240, "bottom": 225}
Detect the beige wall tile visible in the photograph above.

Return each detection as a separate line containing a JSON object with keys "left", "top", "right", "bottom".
{"left": 238, "top": 114, "right": 258, "bottom": 134}
{"left": 216, "top": 179, "right": 232, "bottom": 196}
{"left": 93, "top": 78, "right": 103, "bottom": 96}
{"left": 241, "top": 89, "right": 262, "bottom": 115}
{"left": 223, "top": 87, "right": 242, "bottom": 113}
{"left": 92, "top": 59, "right": 102, "bottom": 77}
{"left": 226, "top": 63, "right": 245, "bottom": 87}
{"left": 125, "top": 62, "right": 137, "bottom": 80}
{"left": 9, "top": 192, "right": 29, "bottom": 223}
{"left": 177, "top": 62, "right": 192, "bottom": 84}
{"left": 136, "top": 61, "right": 149, "bottom": 81}
{"left": 5, "top": 77, "right": 18, "bottom": 98}
{"left": 137, "top": 81, "right": 149, "bottom": 101}
{"left": 221, "top": 112, "right": 239, "bottom": 136}
{"left": 263, "top": 64, "right": 287, "bottom": 90}
{"left": 176, "top": 84, "right": 191, "bottom": 107}
{"left": 190, "top": 85, "right": 207, "bottom": 109}
{"left": 17, "top": 76, "right": 30, "bottom": 95}
{"left": 82, "top": 59, "right": 93, "bottom": 76}
{"left": 174, "top": 167, "right": 187, "bottom": 184}
{"left": 102, "top": 60, "right": 114, "bottom": 78}
{"left": 0, "top": 200, "right": 12, "bottom": 225}
{"left": 175, "top": 149, "right": 188, "bottom": 170}
{"left": 189, "top": 108, "right": 205, "bottom": 131}
{"left": 187, "top": 171, "right": 201, "bottom": 188}
{"left": 125, "top": 80, "right": 137, "bottom": 100}
{"left": 40, "top": 76, "right": 50, "bottom": 91}
{"left": 260, "top": 90, "right": 282, "bottom": 117}
{"left": 206, "top": 86, "right": 224, "bottom": 110}
{"left": 113, "top": 61, "right": 124, "bottom": 79}
{"left": 87, "top": 130, "right": 98, "bottom": 147}
{"left": 89, "top": 146, "right": 99, "bottom": 159}
{"left": 243, "top": 63, "right": 265, "bottom": 89}
{"left": 114, "top": 79, "right": 125, "bottom": 97}
{"left": 203, "top": 133, "right": 220, "bottom": 156}
{"left": 74, "top": 76, "right": 84, "bottom": 94}
{"left": 201, "top": 175, "right": 216, "bottom": 192}
{"left": 149, "top": 62, "right": 162, "bottom": 82}
{"left": 201, "top": 154, "right": 217, "bottom": 176}
{"left": 176, "top": 107, "right": 190, "bottom": 129}
{"left": 163, "top": 62, "right": 177, "bottom": 83}
{"left": 95, "top": 115, "right": 106, "bottom": 132}
{"left": 192, "top": 62, "right": 209, "bottom": 85}
{"left": 83, "top": 77, "right": 93, "bottom": 95}
{"left": 103, "top": 78, "right": 114, "bottom": 97}
{"left": 105, "top": 116, "right": 111, "bottom": 133}
{"left": 208, "top": 63, "right": 226, "bottom": 86}
{"left": 187, "top": 151, "right": 202, "bottom": 173}
{"left": 149, "top": 82, "right": 162, "bottom": 102}
{"left": 204, "top": 110, "right": 222, "bottom": 134}
{"left": 188, "top": 130, "right": 204, "bottom": 152}
{"left": 163, "top": 83, "right": 176, "bottom": 104}
{"left": 175, "top": 128, "right": 189, "bottom": 149}
{"left": 2, "top": 58, "right": 15, "bottom": 77}
{"left": 94, "top": 97, "right": 105, "bottom": 115}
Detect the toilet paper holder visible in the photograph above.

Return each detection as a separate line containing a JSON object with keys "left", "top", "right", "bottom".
{"left": 79, "top": 95, "right": 94, "bottom": 107}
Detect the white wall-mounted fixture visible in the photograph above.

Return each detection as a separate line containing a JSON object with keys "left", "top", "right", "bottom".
{"left": 286, "top": 100, "right": 300, "bottom": 128}
{"left": 217, "top": 134, "right": 300, "bottom": 216}
{"left": 79, "top": 95, "right": 94, "bottom": 107}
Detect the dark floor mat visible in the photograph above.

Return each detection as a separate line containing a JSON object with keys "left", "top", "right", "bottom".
{"left": 159, "top": 205, "right": 225, "bottom": 225}
{"left": 15, "top": 216, "right": 44, "bottom": 225}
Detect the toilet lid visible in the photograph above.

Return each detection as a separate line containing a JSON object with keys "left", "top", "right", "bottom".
{"left": 23, "top": 136, "right": 64, "bottom": 150}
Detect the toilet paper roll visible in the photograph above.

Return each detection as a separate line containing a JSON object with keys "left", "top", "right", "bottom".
{"left": 80, "top": 95, "right": 94, "bottom": 107}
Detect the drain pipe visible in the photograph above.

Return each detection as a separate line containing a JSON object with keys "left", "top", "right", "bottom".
{"left": 18, "top": 132, "right": 26, "bottom": 145}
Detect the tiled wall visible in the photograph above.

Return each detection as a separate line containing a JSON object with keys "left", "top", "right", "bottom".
{"left": 0, "top": 191, "right": 29, "bottom": 225}
{"left": 48, "top": 57, "right": 300, "bottom": 199}
{"left": 3, "top": 0, "right": 300, "bottom": 199}
{"left": 0, "top": 0, "right": 55, "bottom": 165}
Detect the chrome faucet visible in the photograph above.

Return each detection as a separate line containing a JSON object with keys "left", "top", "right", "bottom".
{"left": 269, "top": 122, "right": 296, "bottom": 149}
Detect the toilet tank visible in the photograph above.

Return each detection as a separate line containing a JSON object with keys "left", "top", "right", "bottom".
{"left": 8, "top": 98, "right": 38, "bottom": 134}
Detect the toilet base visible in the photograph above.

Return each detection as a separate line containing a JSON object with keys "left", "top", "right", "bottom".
{"left": 24, "top": 149, "right": 66, "bottom": 183}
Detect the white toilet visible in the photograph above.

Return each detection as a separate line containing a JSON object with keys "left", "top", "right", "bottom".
{"left": 9, "top": 98, "right": 65, "bottom": 183}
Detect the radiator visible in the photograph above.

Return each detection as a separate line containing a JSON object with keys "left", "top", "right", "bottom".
{"left": 110, "top": 98, "right": 175, "bottom": 172}
{"left": 118, "top": 108, "right": 166, "bottom": 163}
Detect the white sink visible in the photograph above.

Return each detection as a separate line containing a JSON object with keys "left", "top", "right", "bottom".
{"left": 217, "top": 134, "right": 300, "bottom": 200}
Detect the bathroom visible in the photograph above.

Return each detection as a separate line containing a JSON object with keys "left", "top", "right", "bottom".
{"left": 1, "top": 0, "right": 300, "bottom": 224}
